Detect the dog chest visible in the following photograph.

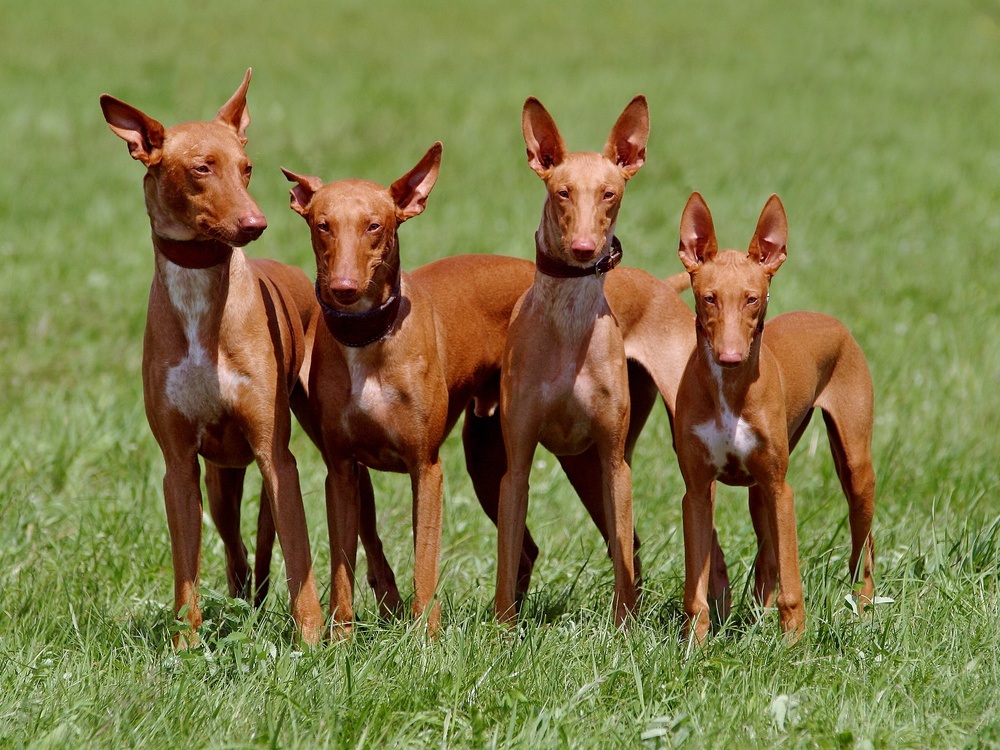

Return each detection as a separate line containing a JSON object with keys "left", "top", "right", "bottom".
{"left": 534, "top": 370, "right": 606, "bottom": 455}
{"left": 335, "top": 348, "right": 419, "bottom": 469}
{"left": 159, "top": 264, "right": 249, "bottom": 425}
{"left": 692, "top": 404, "right": 759, "bottom": 481}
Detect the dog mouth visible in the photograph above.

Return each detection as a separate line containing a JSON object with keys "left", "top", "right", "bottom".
{"left": 200, "top": 222, "right": 265, "bottom": 248}
{"left": 329, "top": 289, "right": 363, "bottom": 306}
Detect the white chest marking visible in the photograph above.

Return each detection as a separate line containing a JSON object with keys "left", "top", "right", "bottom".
{"left": 693, "top": 351, "right": 758, "bottom": 471}
{"left": 693, "top": 404, "right": 758, "bottom": 473}
{"left": 162, "top": 264, "right": 246, "bottom": 423}
{"left": 345, "top": 350, "right": 383, "bottom": 411}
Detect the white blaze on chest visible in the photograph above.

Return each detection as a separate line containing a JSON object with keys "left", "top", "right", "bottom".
{"left": 693, "top": 404, "right": 758, "bottom": 472}
{"left": 162, "top": 264, "right": 247, "bottom": 423}
{"left": 692, "top": 349, "right": 758, "bottom": 471}
{"left": 346, "top": 349, "right": 384, "bottom": 413}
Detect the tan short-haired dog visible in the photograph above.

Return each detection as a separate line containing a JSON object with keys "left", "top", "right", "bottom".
{"left": 282, "top": 145, "right": 453, "bottom": 636}
{"left": 100, "top": 70, "right": 325, "bottom": 646}
{"left": 674, "top": 192, "right": 876, "bottom": 643}
{"left": 496, "top": 97, "right": 650, "bottom": 627}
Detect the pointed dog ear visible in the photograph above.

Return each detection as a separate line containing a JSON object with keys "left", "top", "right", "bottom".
{"left": 390, "top": 142, "right": 442, "bottom": 222}
{"left": 522, "top": 98, "right": 567, "bottom": 177}
{"left": 281, "top": 167, "right": 324, "bottom": 216}
{"left": 100, "top": 94, "right": 165, "bottom": 166}
{"left": 748, "top": 194, "right": 788, "bottom": 277}
{"left": 678, "top": 192, "right": 718, "bottom": 272}
{"left": 216, "top": 68, "right": 253, "bottom": 144}
{"left": 604, "top": 95, "right": 649, "bottom": 179}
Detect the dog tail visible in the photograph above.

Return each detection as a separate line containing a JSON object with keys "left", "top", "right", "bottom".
{"left": 665, "top": 271, "right": 691, "bottom": 294}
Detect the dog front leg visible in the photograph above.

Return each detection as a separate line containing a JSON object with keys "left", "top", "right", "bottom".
{"left": 748, "top": 485, "right": 777, "bottom": 610}
{"left": 495, "top": 442, "right": 533, "bottom": 626}
{"left": 358, "top": 464, "right": 403, "bottom": 618}
{"left": 558, "top": 448, "right": 643, "bottom": 596}
{"left": 257, "top": 444, "right": 323, "bottom": 646}
{"left": 162, "top": 453, "right": 204, "bottom": 648}
{"left": 603, "top": 455, "right": 637, "bottom": 628}
{"left": 762, "top": 478, "right": 805, "bottom": 638}
{"left": 707, "top": 482, "right": 732, "bottom": 623}
{"left": 681, "top": 478, "right": 715, "bottom": 646}
{"left": 411, "top": 460, "right": 444, "bottom": 636}
{"left": 326, "top": 459, "right": 360, "bottom": 639}
{"left": 204, "top": 464, "right": 251, "bottom": 601}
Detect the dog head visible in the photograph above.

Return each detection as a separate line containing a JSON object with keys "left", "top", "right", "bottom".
{"left": 523, "top": 95, "right": 648, "bottom": 266}
{"left": 100, "top": 69, "right": 267, "bottom": 248}
{"left": 678, "top": 192, "right": 788, "bottom": 367}
{"left": 282, "top": 142, "right": 441, "bottom": 310}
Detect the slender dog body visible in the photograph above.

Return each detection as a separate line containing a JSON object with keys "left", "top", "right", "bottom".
{"left": 100, "top": 70, "right": 325, "bottom": 646}
{"left": 283, "top": 146, "right": 452, "bottom": 635}
{"left": 405, "top": 254, "right": 704, "bottom": 599}
{"left": 424, "top": 255, "right": 697, "bottom": 594}
{"left": 495, "top": 97, "right": 651, "bottom": 627}
{"left": 674, "top": 192, "right": 876, "bottom": 643}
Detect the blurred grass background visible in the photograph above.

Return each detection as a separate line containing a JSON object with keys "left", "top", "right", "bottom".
{"left": 0, "top": 0, "right": 997, "bottom": 746}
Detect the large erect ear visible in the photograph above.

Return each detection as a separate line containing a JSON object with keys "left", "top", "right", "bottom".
{"left": 390, "top": 142, "right": 442, "bottom": 222}
{"left": 678, "top": 192, "right": 719, "bottom": 272}
{"left": 215, "top": 68, "right": 253, "bottom": 144}
{"left": 281, "top": 167, "right": 324, "bottom": 216}
{"left": 748, "top": 194, "right": 788, "bottom": 277}
{"left": 604, "top": 95, "right": 649, "bottom": 179}
{"left": 99, "top": 94, "right": 165, "bottom": 166}
{"left": 522, "top": 97, "right": 567, "bottom": 177}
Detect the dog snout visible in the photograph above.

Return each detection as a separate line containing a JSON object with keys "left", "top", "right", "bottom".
{"left": 716, "top": 349, "right": 745, "bottom": 367}
{"left": 328, "top": 276, "right": 360, "bottom": 304}
{"left": 237, "top": 213, "right": 268, "bottom": 241}
{"left": 571, "top": 236, "right": 597, "bottom": 261}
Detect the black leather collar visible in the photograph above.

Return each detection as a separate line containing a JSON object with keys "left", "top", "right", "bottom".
{"left": 534, "top": 234, "right": 623, "bottom": 278}
{"left": 316, "top": 275, "right": 402, "bottom": 348}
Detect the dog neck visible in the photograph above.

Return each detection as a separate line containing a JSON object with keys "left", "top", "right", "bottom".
{"left": 534, "top": 232, "right": 624, "bottom": 279}
{"left": 317, "top": 271, "right": 402, "bottom": 348}
{"left": 152, "top": 232, "right": 233, "bottom": 269}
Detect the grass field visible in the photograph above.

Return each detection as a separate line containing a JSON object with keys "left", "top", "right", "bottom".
{"left": 1, "top": 0, "right": 998, "bottom": 746}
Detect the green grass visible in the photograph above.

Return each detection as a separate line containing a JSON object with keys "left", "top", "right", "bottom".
{"left": 1, "top": 0, "right": 998, "bottom": 746}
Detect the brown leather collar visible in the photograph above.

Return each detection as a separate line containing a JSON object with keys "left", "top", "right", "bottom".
{"left": 534, "top": 234, "right": 623, "bottom": 278}
{"left": 316, "top": 275, "right": 402, "bottom": 348}
{"left": 153, "top": 233, "right": 233, "bottom": 269}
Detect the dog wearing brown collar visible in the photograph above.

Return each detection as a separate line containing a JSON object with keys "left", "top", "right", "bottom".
{"left": 495, "top": 96, "right": 648, "bottom": 627}
{"left": 100, "top": 70, "right": 325, "bottom": 647}
{"left": 282, "top": 145, "right": 452, "bottom": 637}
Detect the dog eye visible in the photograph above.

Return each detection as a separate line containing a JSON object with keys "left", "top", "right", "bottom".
{"left": 703, "top": 294, "right": 716, "bottom": 306}
{"left": 747, "top": 296, "right": 759, "bottom": 305}
{"left": 367, "top": 222, "right": 381, "bottom": 233}
{"left": 316, "top": 222, "right": 330, "bottom": 233}
{"left": 244, "top": 164, "right": 253, "bottom": 178}
{"left": 193, "top": 164, "right": 211, "bottom": 175}
{"left": 603, "top": 191, "right": 615, "bottom": 200}
{"left": 557, "top": 189, "right": 570, "bottom": 199}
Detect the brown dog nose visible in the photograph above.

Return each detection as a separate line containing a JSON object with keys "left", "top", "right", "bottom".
{"left": 238, "top": 213, "right": 268, "bottom": 240}
{"left": 328, "top": 277, "right": 360, "bottom": 303}
{"left": 717, "top": 350, "right": 744, "bottom": 367}
{"left": 571, "top": 236, "right": 597, "bottom": 261}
